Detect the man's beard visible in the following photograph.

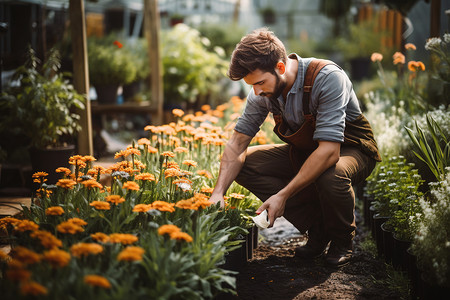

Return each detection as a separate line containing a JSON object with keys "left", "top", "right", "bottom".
{"left": 261, "top": 73, "right": 286, "bottom": 100}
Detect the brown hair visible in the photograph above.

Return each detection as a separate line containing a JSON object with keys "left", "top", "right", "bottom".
{"left": 227, "top": 28, "right": 287, "bottom": 81}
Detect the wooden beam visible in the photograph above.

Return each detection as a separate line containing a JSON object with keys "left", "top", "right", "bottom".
{"left": 143, "top": 0, "right": 163, "bottom": 125}
{"left": 69, "top": 0, "right": 93, "bottom": 155}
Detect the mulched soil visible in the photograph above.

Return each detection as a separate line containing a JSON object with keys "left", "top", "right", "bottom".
{"left": 227, "top": 213, "right": 404, "bottom": 300}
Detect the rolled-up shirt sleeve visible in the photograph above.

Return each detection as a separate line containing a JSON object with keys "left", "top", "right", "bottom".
{"left": 312, "top": 70, "right": 351, "bottom": 143}
{"left": 234, "top": 90, "right": 269, "bottom": 137}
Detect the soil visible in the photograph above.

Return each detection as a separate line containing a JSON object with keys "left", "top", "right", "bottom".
{"left": 230, "top": 212, "right": 403, "bottom": 300}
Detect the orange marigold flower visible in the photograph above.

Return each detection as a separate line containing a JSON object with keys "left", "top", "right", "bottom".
{"left": 417, "top": 61, "right": 425, "bottom": 71}
{"left": 135, "top": 173, "right": 156, "bottom": 181}
{"left": 229, "top": 193, "right": 245, "bottom": 199}
{"left": 144, "top": 125, "right": 157, "bottom": 132}
{"left": 174, "top": 146, "right": 189, "bottom": 153}
{"left": 125, "top": 147, "right": 141, "bottom": 156}
{"left": 117, "top": 246, "right": 145, "bottom": 262}
{"left": 370, "top": 52, "right": 383, "bottom": 62}
{"left": 123, "top": 181, "right": 139, "bottom": 191}
{"left": 114, "top": 150, "right": 126, "bottom": 159}
{"left": 0, "top": 216, "right": 20, "bottom": 228}
{"left": 164, "top": 168, "right": 182, "bottom": 179}
{"left": 56, "top": 167, "right": 72, "bottom": 175}
{"left": 68, "top": 218, "right": 88, "bottom": 226}
{"left": 56, "top": 178, "right": 77, "bottom": 189}
{"left": 172, "top": 108, "right": 185, "bottom": 117}
{"left": 109, "top": 233, "right": 138, "bottom": 245}
{"left": 192, "top": 198, "right": 213, "bottom": 210}
{"left": 43, "top": 248, "right": 71, "bottom": 268}
{"left": 408, "top": 61, "right": 425, "bottom": 72}
{"left": 158, "top": 224, "right": 181, "bottom": 236}
{"left": 182, "top": 160, "right": 197, "bottom": 168}
{"left": 132, "top": 204, "right": 152, "bottom": 213}
{"left": 201, "top": 186, "right": 214, "bottom": 194}
{"left": 30, "top": 230, "right": 62, "bottom": 249}
{"left": 57, "top": 220, "right": 84, "bottom": 234}
{"left": 69, "top": 155, "right": 84, "bottom": 165}
{"left": 161, "top": 151, "right": 175, "bottom": 158}
{"left": 151, "top": 200, "right": 175, "bottom": 213}
{"left": 12, "top": 246, "right": 41, "bottom": 265}
{"left": 175, "top": 199, "right": 195, "bottom": 210}
{"left": 197, "top": 170, "right": 213, "bottom": 179}
{"left": 201, "top": 104, "right": 211, "bottom": 111}
{"left": 147, "top": 146, "right": 158, "bottom": 153}
{"left": 70, "top": 243, "right": 103, "bottom": 258}
{"left": 405, "top": 43, "right": 416, "bottom": 50}
{"left": 20, "top": 281, "right": 48, "bottom": 296}
{"left": 14, "top": 220, "right": 39, "bottom": 232}
{"left": 83, "top": 155, "right": 96, "bottom": 162}
{"left": 90, "top": 201, "right": 111, "bottom": 210}
{"left": 6, "top": 268, "right": 31, "bottom": 282}
{"left": 91, "top": 232, "right": 110, "bottom": 243}
{"left": 170, "top": 231, "right": 193, "bottom": 242}
{"left": 137, "top": 138, "right": 151, "bottom": 145}
{"left": 393, "top": 52, "right": 405, "bottom": 65}
{"left": 105, "top": 195, "right": 125, "bottom": 204}
{"left": 32, "top": 172, "right": 48, "bottom": 179}
{"left": 113, "top": 40, "right": 123, "bottom": 49}
{"left": 84, "top": 275, "right": 111, "bottom": 289}
{"left": 45, "top": 206, "right": 64, "bottom": 216}
{"left": 82, "top": 179, "right": 103, "bottom": 189}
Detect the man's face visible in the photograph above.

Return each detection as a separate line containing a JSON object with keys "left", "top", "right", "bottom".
{"left": 243, "top": 68, "right": 286, "bottom": 100}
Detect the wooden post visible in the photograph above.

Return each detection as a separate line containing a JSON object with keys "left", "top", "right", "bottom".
{"left": 69, "top": 0, "right": 93, "bottom": 155}
{"left": 430, "top": 0, "right": 441, "bottom": 37}
{"left": 143, "top": 0, "right": 163, "bottom": 125}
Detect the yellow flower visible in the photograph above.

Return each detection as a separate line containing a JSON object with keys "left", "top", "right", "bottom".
{"left": 158, "top": 224, "right": 181, "bottom": 236}
{"left": 90, "top": 201, "right": 111, "bottom": 210}
{"left": 370, "top": 52, "right": 383, "bottom": 62}
{"left": 229, "top": 193, "right": 245, "bottom": 199}
{"left": 132, "top": 204, "right": 152, "bottom": 213}
{"left": 30, "top": 230, "right": 62, "bottom": 249}
{"left": 117, "top": 246, "right": 145, "bottom": 262}
{"left": 70, "top": 243, "right": 103, "bottom": 258}
{"left": 56, "top": 167, "right": 72, "bottom": 176}
{"left": 164, "top": 168, "right": 182, "bottom": 179}
{"left": 84, "top": 275, "right": 111, "bottom": 289}
{"left": 43, "top": 248, "right": 71, "bottom": 268}
{"left": 32, "top": 171, "right": 48, "bottom": 179}
{"left": 109, "top": 233, "right": 138, "bottom": 245}
{"left": 174, "top": 146, "right": 189, "bottom": 153}
{"left": 170, "top": 231, "right": 193, "bottom": 242}
{"left": 11, "top": 246, "right": 41, "bottom": 265}
{"left": 151, "top": 200, "right": 175, "bottom": 213}
{"left": 91, "top": 232, "right": 110, "bottom": 243}
{"left": 105, "top": 195, "right": 126, "bottom": 204}
{"left": 200, "top": 186, "right": 214, "bottom": 194}
{"left": 57, "top": 221, "right": 84, "bottom": 234}
{"left": 56, "top": 178, "right": 77, "bottom": 189}
{"left": 123, "top": 181, "right": 140, "bottom": 191}
{"left": 14, "top": 220, "right": 39, "bottom": 232}
{"left": 81, "top": 179, "right": 103, "bottom": 189}
{"left": 45, "top": 206, "right": 65, "bottom": 216}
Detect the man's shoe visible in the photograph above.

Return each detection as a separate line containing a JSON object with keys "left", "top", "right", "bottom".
{"left": 325, "top": 240, "right": 353, "bottom": 267}
{"left": 295, "top": 231, "right": 330, "bottom": 259}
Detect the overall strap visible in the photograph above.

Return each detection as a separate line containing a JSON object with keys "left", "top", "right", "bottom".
{"left": 303, "top": 59, "right": 334, "bottom": 115}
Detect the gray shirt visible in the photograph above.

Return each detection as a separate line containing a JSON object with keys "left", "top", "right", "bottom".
{"left": 234, "top": 54, "right": 362, "bottom": 143}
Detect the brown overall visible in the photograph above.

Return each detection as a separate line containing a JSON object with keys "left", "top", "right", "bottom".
{"left": 236, "top": 60, "right": 381, "bottom": 242}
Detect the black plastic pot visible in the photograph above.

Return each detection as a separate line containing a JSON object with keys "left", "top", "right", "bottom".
{"left": 406, "top": 248, "right": 419, "bottom": 300}
{"left": 246, "top": 226, "right": 254, "bottom": 260}
{"left": 381, "top": 222, "right": 394, "bottom": 264}
{"left": 363, "top": 193, "right": 374, "bottom": 227}
{"left": 95, "top": 84, "right": 119, "bottom": 104}
{"left": 372, "top": 213, "right": 389, "bottom": 257}
{"left": 392, "top": 233, "right": 411, "bottom": 272}
{"left": 369, "top": 205, "right": 377, "bottom": 239}
{"left": 222, "top": 240, "right": 247, "bottom": 272}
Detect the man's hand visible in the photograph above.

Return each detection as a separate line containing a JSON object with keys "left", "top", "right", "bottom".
{"left": 255, "top": 193, "right": 287, "bottom": 227}
{"left": 210, "top": 193, "right": 225, "bottom": 208}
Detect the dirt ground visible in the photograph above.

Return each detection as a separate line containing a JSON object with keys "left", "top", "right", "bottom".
{"left": 230, "top": 213, "right": 404, "bottom": 300}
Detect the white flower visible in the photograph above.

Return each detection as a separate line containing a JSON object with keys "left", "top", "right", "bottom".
{"left": 425, "top": 37, "right": 441, "bottom": 50}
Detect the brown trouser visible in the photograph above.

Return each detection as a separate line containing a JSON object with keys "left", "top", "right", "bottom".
{"left": 235, "top": 144, "right": 376, "bottom": 243}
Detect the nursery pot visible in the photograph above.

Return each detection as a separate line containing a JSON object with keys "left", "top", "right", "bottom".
{"left": 29, "top": 145, "right": 75, "bottom": 185}
{"left": 372, "top": 213, "right": 389, "bottom": 257}
{"left": 253, "top": 226, "right": 259, "bottom": 250}
{"left": 363, "top": 193, "right": 374, "bottom": 227}
{"left": 392, "top": 233, "right": 411, "bottom": 272}
{"left": 246, "top": 226, "right": 254, "bottom": 260}
{"left": 122, "top": 81, "right": 141, "bottom": 101}
{"left": 95, "top": 84, "right": 120, "bottom": 104}
{"left": 369, "top": 205, "right": 377, "bottom": 238}
{"left": 222, "top": 239, "right": 248, "bottom": 272}
{"left": 406, "top": 248, "right": 419, "bottom": 300}
{"left": 381, "top": 222, "right": 394, "bottom": 264}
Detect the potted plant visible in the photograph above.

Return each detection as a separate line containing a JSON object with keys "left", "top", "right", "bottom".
{"left": 0, "top": 47, "right": 85, "bottom": 184}
{"left": 122, "top": 38, "right": 150, "bottom": 102}
{"left": 88, "top": 37, "right": 137, "bottom": 104}
{"left": 260, "top": 6, "right": 276, "bottom": 24}
{"left": 337, "top": 17, "right": 392, "bottom": 80}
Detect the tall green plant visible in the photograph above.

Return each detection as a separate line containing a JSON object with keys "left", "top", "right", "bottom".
{"left": 405, "top": 114, "right": 450, "bottom": 181}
